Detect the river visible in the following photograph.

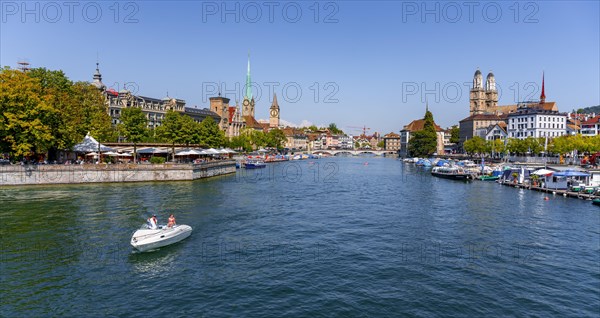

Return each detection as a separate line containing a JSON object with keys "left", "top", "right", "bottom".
{"left": 1, "top": 157, "right": 598, "bottom": 317}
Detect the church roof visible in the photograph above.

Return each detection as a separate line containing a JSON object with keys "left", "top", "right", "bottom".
{"left": 402, "top": 119, "right": 443, "bottom": 132}
{"left": 243, "top": 115, "right": 263, "bottom": 129}
{"left": 460, "top": 113, "right": 507, "bottom": 122}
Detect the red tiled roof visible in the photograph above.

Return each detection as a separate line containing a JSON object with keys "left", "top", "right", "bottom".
{"left": 581, "top": 115, "right": 600, "bottom": 125}
{"left": 402, "top": 119, "right": 443, "bottom": 132}
{"left": 243, "top": 116, "right": 263, "bottom": 129}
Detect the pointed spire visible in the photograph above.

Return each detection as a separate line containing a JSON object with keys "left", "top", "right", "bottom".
{"left": 540, "top": 71, "right": 546, "bottom": 103}
{"left": 425, "top": 98, "right": 429, "bottom": 113}
{"left": 271, "top": 92, "right": 279, "bottom": 108}
{"left": 245, "top": 51, "right": 252, "bottom": 99}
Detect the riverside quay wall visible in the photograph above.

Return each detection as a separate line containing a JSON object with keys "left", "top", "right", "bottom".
{"left": 0, "top": 161, "right": 236, "bottom": 186}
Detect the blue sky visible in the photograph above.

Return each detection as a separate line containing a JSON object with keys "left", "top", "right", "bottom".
{"left": 2, "top": 1, "right": 599, "bottom": 134}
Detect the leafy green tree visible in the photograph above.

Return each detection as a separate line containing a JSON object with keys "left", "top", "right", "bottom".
{"left": 463, "top": 136, "right": 486, "bottom": 154}
{"left": 328, "top": 123, "right": 343, "bottom": 135}
{"left": 197, "top": 117, "right": 225, "bottom": 148}
{"left": 0, "top": 69, "right": 55, "bottom": 158}
{"left": 506, "top": 138, "right": 527, "bottom": 155}
{"left": 449, "top": 125, "right": 460, "bottom": 144}
{"left": 308, "top": 125, "right": 319, "bottom": 132}
{"left": 230, "top": 134, "right": 252, "bottom": 152}
{"left": 377, "top": 140, "right": 385, "bottom": 149}
{"left": 119, "top": 107, "right": 148, "bottom": 162}
{"left": 156, "top": 110, "right": 184, "bottom": 161}
{"left": 265, "top": 129, "right": 287, "bottom": 150}
{"left": 408, "top": 109, "right": 437, "bottom": 157}
{"left": 524, "top": 137, "right": 543, "bottom": 155}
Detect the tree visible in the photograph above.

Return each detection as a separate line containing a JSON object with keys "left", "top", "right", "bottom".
{"left": 506, "top": 138, "right": 527, "bottom": 155}
{"left": 0, "top": 69, "right": 55, "bottom": 158}
{"left": 308, "top": 125, "right": 319, "bottom": 132}
{"left": 524, "top": 137, "right": 543, "bottom": 155}
{"left": 408, "top": 109, "right": 438, "bottom": 157}
{"left": 197, "top": 117, "right": 225, "bottom": 148}
{"left": 265, "top": 129, "right": 287, "bottom": 150}
{"left": 377, "top": 140, "right": 385, "bottom": 149}
{"left": 230, "top": 134, "right": 252, "bottom": 152}
{"left": 449, "top": 125, "right": 460, "bottom": 144}
{"left": 463, "top": 136, "right": 486, "bottom": 154}
{"left": 119, "top": 107, "right": 148, "bottom": 162}
{"left": 156, "top": 110, "right": 184, "bottom": 161}
{"left": 328, "top": 123, "right": 343, "bottom": 135}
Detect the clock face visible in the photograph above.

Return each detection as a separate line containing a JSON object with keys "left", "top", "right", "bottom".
{"left": 243, "top": 100, "right": 249, "bottom": 106}
{"left": 271, "top": 109, "right": 278, "bottom": 117}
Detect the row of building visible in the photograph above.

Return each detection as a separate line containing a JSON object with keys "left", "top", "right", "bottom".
{"left": 92, "top": 59, "right": 387, "bottom": 152}
{"left": 393, "top": 69, "right": 589, "bottom": 157}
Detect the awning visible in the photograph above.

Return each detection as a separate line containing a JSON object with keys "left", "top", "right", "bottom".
{"left": 532, "top": 169, "right": 555, "bottom": 176}
{"left": 554, "top": 170, "right": 589, "bottom": 177}
{"left": 73, "top": 133, "right": 113, "bottom": 152}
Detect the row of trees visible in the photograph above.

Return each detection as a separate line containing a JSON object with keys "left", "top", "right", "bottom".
{"left": 0, "top": 67, "right": 114, "bottom": 160}
{"left": 462, "top": 134, "right": 600, "bottom": 156}
{"left": 0, "top": 67, "right": 284, "bottom": 161}
{"left": 229, "top": 128, "right": 287, "bottom": 153}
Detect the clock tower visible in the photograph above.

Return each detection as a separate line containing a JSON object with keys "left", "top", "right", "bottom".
{"left": 269, "top": 93, "right": 280, "bottom": 128}
{"left": 242, "top": 53, "right": 255, "bottom": 117}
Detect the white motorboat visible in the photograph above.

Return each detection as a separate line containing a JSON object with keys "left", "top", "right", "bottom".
{"left": 130, "top": 224, "right": 193, "bottom": 252}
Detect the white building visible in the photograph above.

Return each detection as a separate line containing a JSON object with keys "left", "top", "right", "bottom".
{"left": 581, "top": 115, "right": 600, "bottom": 136}
{"left": 484, "top": 123, "right": 508, "bottom": 141}
{"left": 506, "top": 102, "right": 567, "bottom": 139}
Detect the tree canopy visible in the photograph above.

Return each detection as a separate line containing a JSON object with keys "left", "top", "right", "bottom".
{"left": 0, "top": 67, "right": 113, "bottom": 160}
{"left": 408, "top": 109, "right": 438, "bottom": 157}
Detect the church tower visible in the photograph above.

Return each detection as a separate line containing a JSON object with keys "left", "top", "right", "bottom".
{"left": 469, "top": 69, "right": 486, "bottom": 115}
{"left": 485, "top": 71, "right": 498, "bottom": 111}
{"left": 540, "top": 72, "right": 546, "bottom": 104}
{"left": 242, "top": 53, "right": 255, "bottom": 118}
{"left": 269, "top": 93, "right": 280, "bottom": 128}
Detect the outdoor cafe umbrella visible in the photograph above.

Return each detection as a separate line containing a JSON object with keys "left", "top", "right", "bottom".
{"left": 137, "top": 147, "right": 169, "bottom": 154}
{"left": 73, "top": 133, "right": 113, "bottom": 152}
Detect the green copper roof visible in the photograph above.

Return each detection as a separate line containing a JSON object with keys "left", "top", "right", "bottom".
{"left": 245, "top": 53, "right": 252, "bottom": 99}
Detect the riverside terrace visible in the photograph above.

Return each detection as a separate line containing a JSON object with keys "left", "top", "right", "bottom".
{"left": 0, "top": 161, "right": 236, "bottom": 186}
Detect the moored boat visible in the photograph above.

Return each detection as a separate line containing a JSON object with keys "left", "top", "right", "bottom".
{"left": 479, "top": 175, "right": 500, "bottom": 181}
{"left": 244, "top": 160, "right": 266, "bottom": 169}
{"left": 593, "top": 199, "right": 600, "bottom": 206}
{"left": 431, "top": 166, "right": 470, "bottom": 180}
{"left": 131, "top": 224, "right": 193, "bottom": 252}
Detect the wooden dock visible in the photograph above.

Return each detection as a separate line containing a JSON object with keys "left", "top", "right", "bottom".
{"left": 498, "top": 181, "right": 599, "bottom": 200}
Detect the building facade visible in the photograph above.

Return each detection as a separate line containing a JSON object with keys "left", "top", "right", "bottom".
{"left": 581, "top": 115, "right": 600, "bottom": 136}
{"left": 383, "top": 132, "right": 401, "bottom": 151}
{"left": 399, "top": 118, "right": 444, "bottom": 157}
{"left": 93, "top": 63, "right": 220, "bottom": 130}
{"left": 506, "top": 102, "right": 567, "bottom": 139}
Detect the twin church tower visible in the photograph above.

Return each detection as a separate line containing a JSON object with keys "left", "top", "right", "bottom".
{"left": 469, "top": 69, "right": 499, "bottom": 115}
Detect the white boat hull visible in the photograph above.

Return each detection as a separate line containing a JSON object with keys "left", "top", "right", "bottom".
{"left": 130, "top": 224, "right": 192, "bottom": 252}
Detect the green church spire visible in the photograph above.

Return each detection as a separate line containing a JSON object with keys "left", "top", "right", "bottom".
{"left": 245, "top": 52, "right": 252, "bottom": 100}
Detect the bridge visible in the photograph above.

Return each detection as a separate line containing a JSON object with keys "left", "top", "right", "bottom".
{"left": 312, "top": 149, "right": 398, "bottom": 156}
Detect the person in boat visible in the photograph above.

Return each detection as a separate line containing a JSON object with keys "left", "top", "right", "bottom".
{"left": 148, "top": 214, "right": 158, "bottom": 230}
{"left": 167, "top": 214, "right": 176, "bottom": 228}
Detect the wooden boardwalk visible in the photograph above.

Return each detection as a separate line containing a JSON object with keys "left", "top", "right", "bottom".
{"left": 498, "top": 181, "right": 599, "bottom": 200}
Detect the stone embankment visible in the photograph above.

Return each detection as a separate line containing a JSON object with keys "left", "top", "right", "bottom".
{"left": 0, "top": 160, "right": 236, "bottom": 186}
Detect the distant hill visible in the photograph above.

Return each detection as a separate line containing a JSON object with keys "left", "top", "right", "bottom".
{"left": 577, "top": 105, "right": 600, "bottom": 114}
